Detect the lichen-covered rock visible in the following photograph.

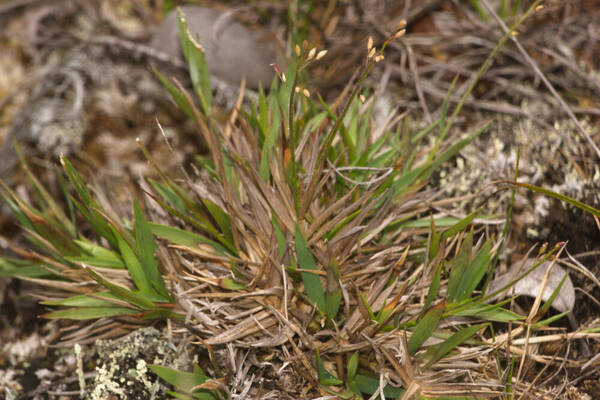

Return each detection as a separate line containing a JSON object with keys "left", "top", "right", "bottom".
{"left": 86, "top": 327, "right": 180, "bottom": 400}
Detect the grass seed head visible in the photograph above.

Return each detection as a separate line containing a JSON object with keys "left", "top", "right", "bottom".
{"left": 316, "top": 49, "right": 328, "bottom": 60}
{"left": 302, "top": 88, "right": 310, "bottom": 98}
{"left": 367, "top": 36, "right": 374, "bottom": 51}
{"left": 374, "top": 54, "right": 384, "bottom": 63}
{"left": 368, "top": 47, "right": 376, "bottom": 59}
{"left": 394, "top": 29, "right": 406, "bottom": 39}
{"left": 307, "top": 47, "right": 316, "bottom": 61}
{"left": 295, "top": 44, "right": 301, "bottom": 57}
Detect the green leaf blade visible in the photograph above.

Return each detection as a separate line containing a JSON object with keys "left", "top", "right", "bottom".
{"left": 83, "top": 265, "right": 156, "bottom": 310}
{"left": 294, "top": 224, "right": 326, "bottom": 312}
{"left": 149, "top": 223, "right": 230, "bottom": 256}
{"left": 134, "top": 200, "right": 169, "bottom": 298}
{"left": 408, "top": 300, "right": 446, "bottom": 355}
{"left": 423, "top": 323, "right": 488, "bottom": 368}
{"left": 315, "top": 349, "right": 343, "bottom": 386}
{"left": 149, "top": 364, "right": 219, "bottom": 400}
{"left": 176, "top": 8, "right": 212, "bottom": 115}
{"left": 354, "top": 374, "right": 404, "bottom": 398}
{"left": 447, "top": 231, "right": 473, "bottom": 303}
{"left": 42, "top": 306, "right": 138, "bottom": 320}
{"left": 112, "top": 225, "right": 152, "bottom": 294}
{"left": 455, "top": 238, "right": 492, "bottom": 302}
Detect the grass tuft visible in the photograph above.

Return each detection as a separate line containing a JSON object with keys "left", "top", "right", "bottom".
{"left": 1, "top": 3, "right": 599, "bottom": 398}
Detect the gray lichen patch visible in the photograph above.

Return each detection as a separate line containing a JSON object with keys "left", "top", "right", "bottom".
{"left": 429, "top": 100, "right": 599, "bottom": 221}
{"left": 86, "top": 327, "right": 179, "bottom": 400}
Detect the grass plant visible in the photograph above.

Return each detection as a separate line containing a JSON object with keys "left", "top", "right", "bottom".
{"left": 1, "top": 3, "right": 599, "bottom": 399}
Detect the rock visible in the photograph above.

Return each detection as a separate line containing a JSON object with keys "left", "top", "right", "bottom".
{"left": 150, "top": 5, "right": 277, "bottom": 90}
{"left": 486, "top": 258, "right": 575, "bottom": 313}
